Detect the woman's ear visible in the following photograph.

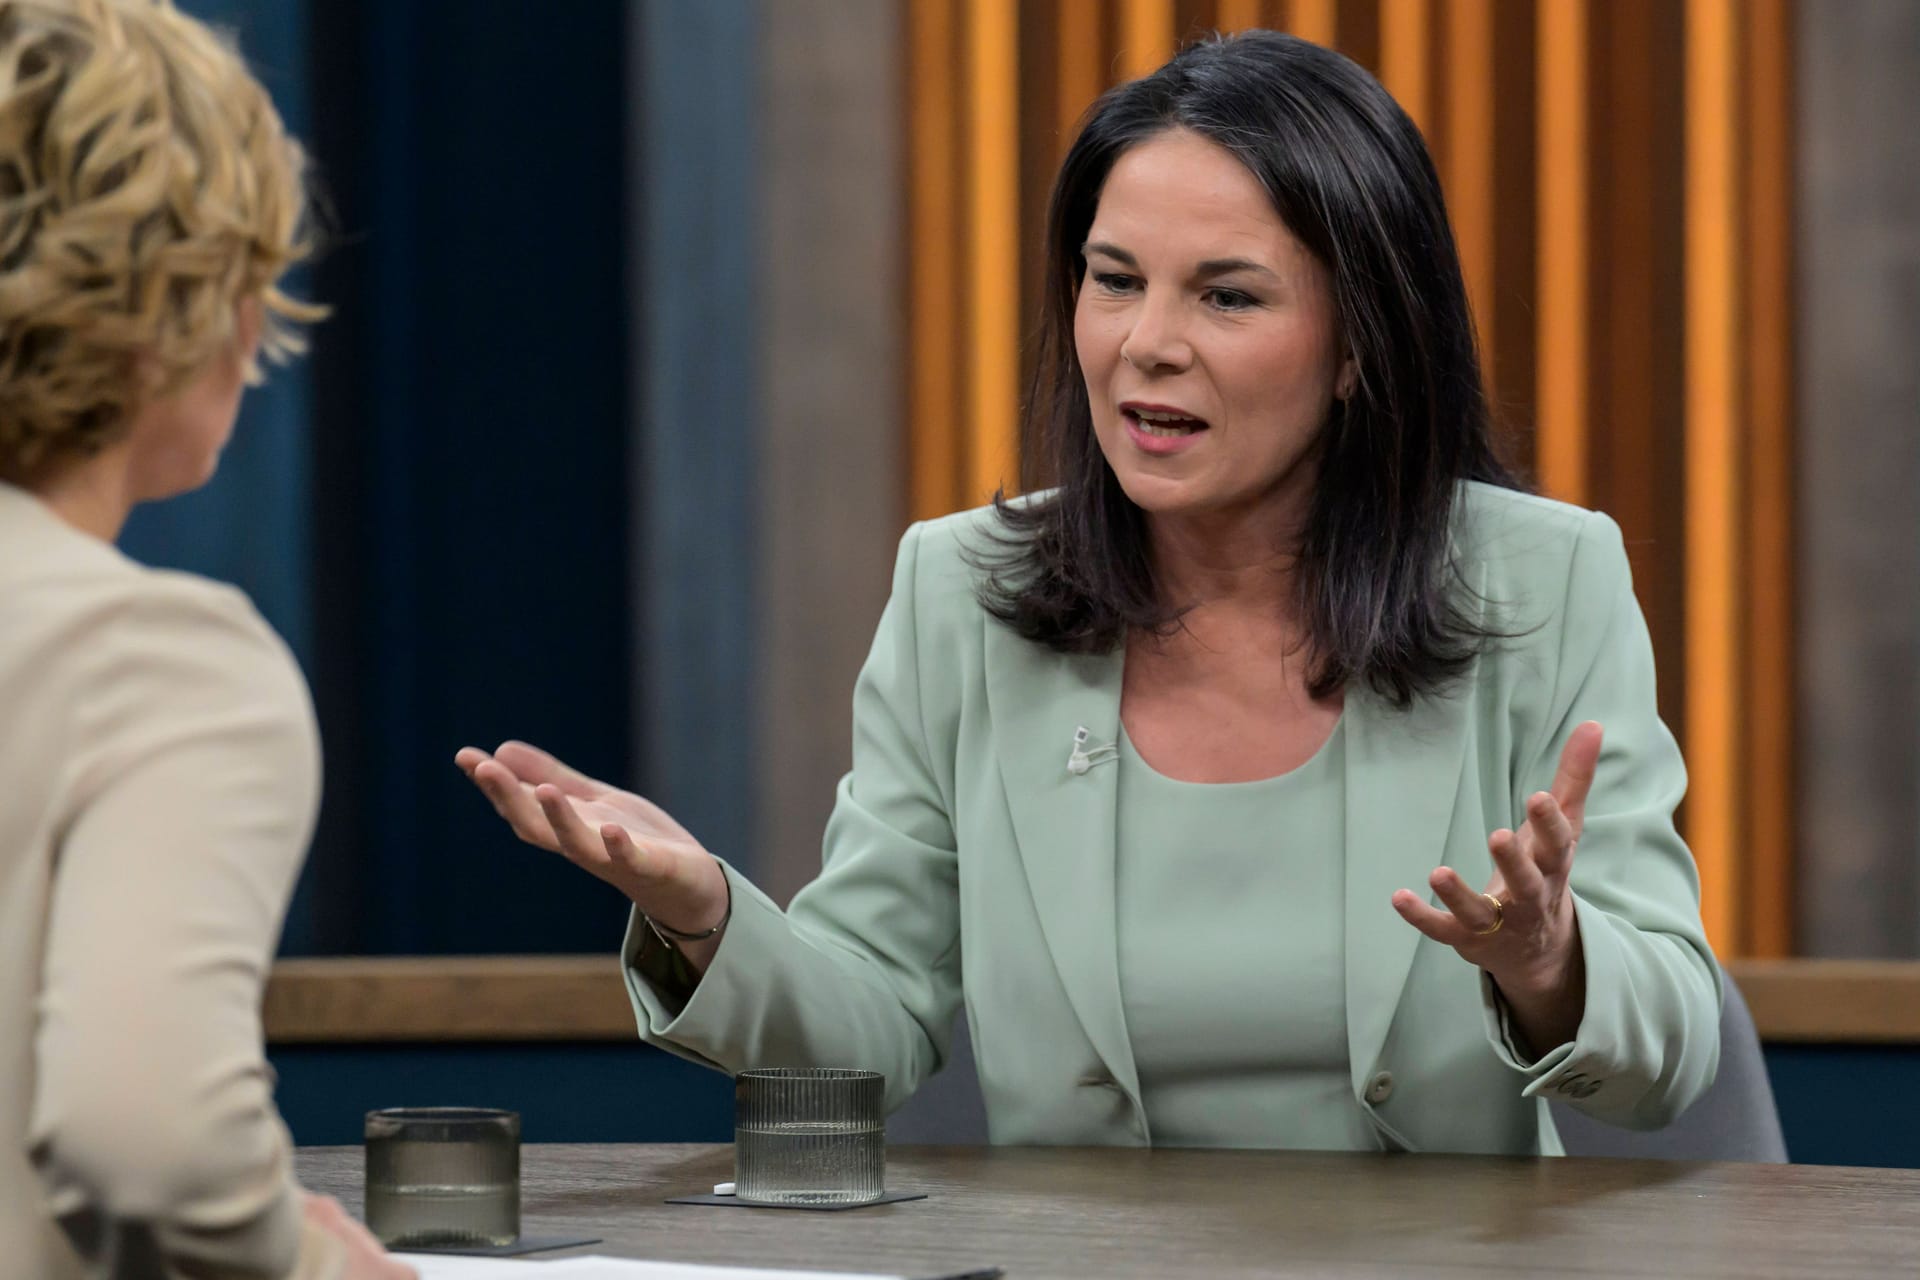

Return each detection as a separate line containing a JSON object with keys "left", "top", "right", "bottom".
{"left": 234, "top": 295, "right": 266, "bottom": 383}
{"left": 1335, "top": 354, "right": 1358, "bottom": 402}
{"left": 131, "top": 347, "right": 166, "bottom": 398}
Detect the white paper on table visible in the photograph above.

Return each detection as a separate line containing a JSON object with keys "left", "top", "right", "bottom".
{"left": 398, "top": 1254, "right": 902, "bottom": 1280}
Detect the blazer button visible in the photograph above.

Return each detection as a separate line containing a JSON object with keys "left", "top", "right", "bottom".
{"left": 1577, "top": 1080, "right": 1603, "bottom": 1099}
{"left": 1365, "top": 1071, "right": 1394, "bottom": 1104}
{"left": 1556, "top": 1073, "right": 1587, "bottom": 1096}
{"left": 1078, "top": 1071, "right": 1121, "bottom": 1091}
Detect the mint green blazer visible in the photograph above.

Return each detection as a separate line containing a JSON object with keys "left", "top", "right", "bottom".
{"left": 625, "top": 483, "right": 1721, "bottom": 1154}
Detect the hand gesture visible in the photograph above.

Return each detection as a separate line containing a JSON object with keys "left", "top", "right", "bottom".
{"left": 454, "top": 740, "right": 729, "bottom": 941}
{"left": 302, "top": 1193, "right": 415, "bottom": 1280}
{"left": 1391, "top": 721, "right": 1603, "bottom": 1048}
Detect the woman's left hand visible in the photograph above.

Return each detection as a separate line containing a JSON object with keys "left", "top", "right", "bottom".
{"left": 1391, "top": 721, "right": 1604, "bottom": 1052}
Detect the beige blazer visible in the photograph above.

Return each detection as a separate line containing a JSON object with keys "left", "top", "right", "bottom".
{"left": 628, "top": 483, "right": 1721, "bottom": 1154}
{"left": 0, "top": 483, "right": 341, "bottom": 1278}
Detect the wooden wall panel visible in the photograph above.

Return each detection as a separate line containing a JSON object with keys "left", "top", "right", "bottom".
{"left": 260, "top": 956, "right": 1920, "bottom": 1046}
{"left": 1287, "top": 0, "right": 1340, "bottom": 47}
{"left": 906, "top": 0, "right": 963, "bottom": 521}
{"left": 902, "top": 0, "right": 1799, "bottom": 955}
{"left": 963, "top": 0, "right": 1022, "bottom": 506}
{"left": 1019, "top": 0, "right": 1062, "bottom": 406}
{"left": 1590, "top": 0, "right": 1691, "bottom": 819}
{"left": 1336, "top": 0, "right": 1382, "bottom": 75}
{"left": 1742, "top": 0, "right": 1795, "bottom": 958}
{"left": 1056, "top": 0, "right": 1110, "bottom": 144}
{"left": 1442, "top": 0, "right": 1496, "bottom": 388}
{"left": 1215, "top": 0, "right": 1268, "bottom": 34}
{"left": 1120, "top": 0, "right": 1177, "bottom": 78}
{"left": 1685, "top": 0, "right": 1743, "bottom": 951}
{"left": 1488, "top": 1, "right": 1536, "bottom": 473}
{"left": 1378, "top": 0, "right": 1433, "bottom": 133}
{"left": 1534, "top": 0, "right": 1588, "bottom": 503}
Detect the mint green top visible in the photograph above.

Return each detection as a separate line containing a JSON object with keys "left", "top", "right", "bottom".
{"left": 1116, "top": 719, "right": 1378, "bottom": 1149}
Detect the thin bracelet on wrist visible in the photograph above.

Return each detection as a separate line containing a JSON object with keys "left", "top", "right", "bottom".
{"left": 643, "top": 863, "right": 733, "bottom": 944}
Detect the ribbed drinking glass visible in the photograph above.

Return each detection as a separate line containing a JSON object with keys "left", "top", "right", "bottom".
{"left": 734, "top": 1068, "right": 885, "bottom": 1206}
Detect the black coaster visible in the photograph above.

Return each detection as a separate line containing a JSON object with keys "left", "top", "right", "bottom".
{"left": 667, "top": 1191, "right": 927, "bottom": 1211}
{"left": 394, "top": 1233, "right": 600, "bottom": 1257}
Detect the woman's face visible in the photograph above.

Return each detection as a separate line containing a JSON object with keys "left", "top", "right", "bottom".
{"left": 1074, "top": 128, "right": 1352, "bottom": 530}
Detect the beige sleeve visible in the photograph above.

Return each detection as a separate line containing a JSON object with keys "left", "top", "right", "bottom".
{"left": 26, "top": 584, "right": 340, "bottom": 1280}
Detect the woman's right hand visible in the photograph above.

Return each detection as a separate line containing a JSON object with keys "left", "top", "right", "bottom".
{"left": 453, "top": 741, "right": 731, "bottom": 950}
{"left": 302, "top": 1194, "right": 415, "bottom": 1280}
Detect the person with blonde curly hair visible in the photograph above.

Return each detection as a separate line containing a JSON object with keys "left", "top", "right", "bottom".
{"left": 0, "top": 3, "right": 409, "bottom": 1277}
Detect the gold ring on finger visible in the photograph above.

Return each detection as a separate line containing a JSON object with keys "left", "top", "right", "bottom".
{"left": 1472, "top": 892, "right": 1505, "bottom": 936}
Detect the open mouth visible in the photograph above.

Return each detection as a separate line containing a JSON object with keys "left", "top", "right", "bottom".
{"left": 1122, "top": 405, "right": 1211, "bottom": 440}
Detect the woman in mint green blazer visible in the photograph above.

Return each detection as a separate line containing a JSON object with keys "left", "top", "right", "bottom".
{"left": 459, "top": 32, "right": 1718, "bottom": 1155}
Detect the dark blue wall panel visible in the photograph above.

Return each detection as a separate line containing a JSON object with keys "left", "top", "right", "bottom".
{"left": 298, "top": 0, "right": 637, "bottom": 955}
{"left": 118, "top": 1, "right": 641, "bottom": 958}
{"left": 270, "top": 1043, "right": 732, "bottom": 1148}
{"left": 133, "top": 2, "right": 759, "bottom": 959}
{"left": 1765, "top": 1045, "right": 1920, "bottom": 1169}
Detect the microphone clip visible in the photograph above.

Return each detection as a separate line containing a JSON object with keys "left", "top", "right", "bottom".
{"left": 1067, "top": 725, "right": 1119, "bottom": 775}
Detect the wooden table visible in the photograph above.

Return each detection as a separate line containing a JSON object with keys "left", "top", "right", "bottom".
{"left": 297, "top": 1143, "right": 1920, "bottom": 1278}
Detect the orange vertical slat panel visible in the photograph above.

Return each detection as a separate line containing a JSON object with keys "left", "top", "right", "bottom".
{"left": 1058, "top": 0, "right": 1107, "bottom": 141}
{"left": 966, "top": 0, "right": 1022, "bottom": 505}
{"left": 909, "top": 0, "right": 963, "bottom": 521}
{"left": 1119, "top": 0, "right": 1176, "bottom": 79}
{"left": 1535, "top": 0, "right": 1588, "bottom": 504}
{"left": 1217, "top": 0, "right": 1266, "bottom": 33}
{"left": 1445, "top": 0, "right": 1497, "bottom": 388}
{"left": 1379, "top": 0, "right": 1431, "bottom": 134}
{"left": 1286, "top": 0, "right": 1338, "bottom": 46}
{"left": 1684, "top": 0, "right": 1742, "bottom": 955}
{"left": 1744, "top": 0, "right": 1796, "bottom": 957}
{"left": 896, "top": 0, "right": 1800, "bottom": 950}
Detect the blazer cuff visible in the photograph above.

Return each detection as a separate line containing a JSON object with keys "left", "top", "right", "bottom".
{"left": 1478, "top": 893, "right": 1627, "bottom": 1104}
{"left": 622, "top": 859, "right": 784, "bottom": 1074}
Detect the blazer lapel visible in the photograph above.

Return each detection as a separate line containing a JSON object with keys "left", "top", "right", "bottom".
{"left": 982, "top": 624, "right": 1139, "bottom": 1098}
{"left": 1342, "top": 679, "right": 1474, "bottom": 1100}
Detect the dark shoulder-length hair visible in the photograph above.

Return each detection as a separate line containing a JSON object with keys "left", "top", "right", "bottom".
{"left": 975, "top": 29, "right": 1523, "bottom": 708}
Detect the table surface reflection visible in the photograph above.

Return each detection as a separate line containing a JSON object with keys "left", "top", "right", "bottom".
{"left": 296, "top": 1142, "right": 1920, "bottom": 1278}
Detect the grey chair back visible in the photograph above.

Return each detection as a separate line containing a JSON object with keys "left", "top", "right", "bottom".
{"left": 1551, "top": 966, "right": 1787, "bottom": 1162}
{"left": 886, "top": 1013, "right": 989, "bottom": 1144}
{"left": 889, "top": 965, "right": 1787, "bottom": 1161}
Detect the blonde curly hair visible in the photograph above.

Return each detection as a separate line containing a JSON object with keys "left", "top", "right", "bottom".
{"left": 0, "top": 0, "right": 322, "bottom": 470}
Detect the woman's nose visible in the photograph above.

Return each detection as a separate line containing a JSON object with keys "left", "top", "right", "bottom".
{"left": 1119, "top": 296, "right": 1192, "bottom": 374}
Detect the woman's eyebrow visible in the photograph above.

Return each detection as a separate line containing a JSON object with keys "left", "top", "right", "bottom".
{"left": 1193, "top": 256, "right": 1278, "bottom": 281}
{"left": 1081, "top": 241, "right": 1278, "bottom": 282}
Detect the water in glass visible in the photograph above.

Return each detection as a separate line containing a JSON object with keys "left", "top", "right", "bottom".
{"left": 734, "top": 1119, "right": 885, "bottom": 1206}
{"left": 733, "top": 1068, "right": 885, "bottom": 1206}
{"left": 363, "top": 1108, "right": 519, "bottom": 1248}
